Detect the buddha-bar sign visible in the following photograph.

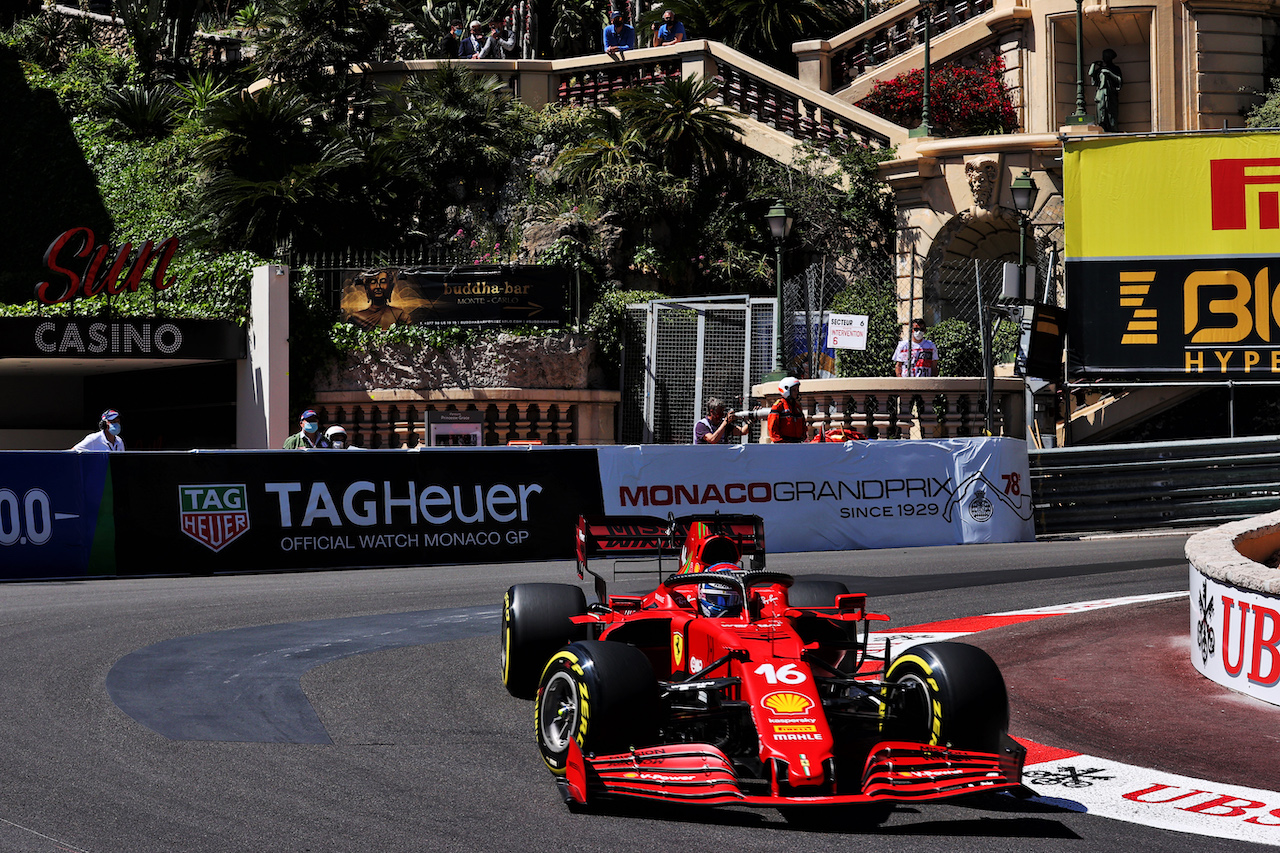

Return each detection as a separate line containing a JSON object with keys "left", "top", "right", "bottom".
{"left": 36, "top": 227, "right": 179, "bottom": 305}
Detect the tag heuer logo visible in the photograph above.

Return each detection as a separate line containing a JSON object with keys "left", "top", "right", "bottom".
{"left": 179, "top": 484, "right": 250, "bottom": 552}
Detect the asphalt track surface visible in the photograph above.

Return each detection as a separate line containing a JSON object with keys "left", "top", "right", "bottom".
{"left": 1, "top": 534, "right": 1276, "bottom": 853}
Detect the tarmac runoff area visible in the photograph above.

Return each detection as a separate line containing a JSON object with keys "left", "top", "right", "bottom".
{"left": 893, "top": 593, "right": 1280, "bottom": 847}
{"left": 104, "top": 591, "right": 1280, "bottom": 845}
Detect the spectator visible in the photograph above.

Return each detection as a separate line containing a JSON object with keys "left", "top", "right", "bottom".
{"left": 284, "top": 409, "right": 332, "bottom": 449}
{"left": 443, "top": 20, "right": 462, "bottom": 58}
{"left": 460, "top": 20, "right": 487, "bottom": 58}
{"left": 893, "top": 319, "right": 939, "bottom": 377}
{"left": 477, "top": 17, "right": 517, "bottom": 58}
{"left": 603, "top": 10, "right": 635, "bottom": 56}
{"left": 325, "top": 425, "right": 350, "bottom": 449}
{"left": 694, "top": 398, "right": 749, "bottom": 445}
{"left": 653, "top": 9, "right": 685, "bottom": 46}
{"left": 72, "top": 409, "right": 125, "bottom": 451}
{"left": 767, "top": 377, "right": 807, "bottom": 443}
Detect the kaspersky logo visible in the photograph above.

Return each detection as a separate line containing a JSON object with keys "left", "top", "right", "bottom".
{"left": 1211, "top": 158, "right": 1280, "bottom": 230}
{"left": 179, "top": 484, "right": 250, "bottom": 552}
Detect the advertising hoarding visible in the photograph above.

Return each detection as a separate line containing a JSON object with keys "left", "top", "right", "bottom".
{"left": 1065, "top": 132, "right": 1280, "bottom": 379}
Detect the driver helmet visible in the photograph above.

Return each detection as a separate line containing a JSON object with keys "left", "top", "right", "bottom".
{"left": 697, "top": 564, "right": 743, "bottom": 617}
{"left": 778, "top": 376, "right": 800, "bottom": 401}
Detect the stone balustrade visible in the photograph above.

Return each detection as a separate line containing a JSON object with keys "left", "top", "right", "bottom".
{"left": 750, "top": 376, "right": 1026, "bottom": 441}
{"left": 314, "top": 388, "right": 620, "bottom": 447}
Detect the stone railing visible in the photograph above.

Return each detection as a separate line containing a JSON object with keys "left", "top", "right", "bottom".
{"left": 794, "top": 0, "right": 1031, "bottom": 100}
{"left": 357, "top": 40, "right": 907, "bottom": 153}
{"left": 314, "top": 388, "right": 620, "bottom": 448}
{"left": 749, "top": 376, "right": 1026, "bottom": 441}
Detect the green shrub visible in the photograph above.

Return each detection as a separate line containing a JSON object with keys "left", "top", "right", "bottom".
{"left": 832, "top": 275, "right": 898, "bottom": 377}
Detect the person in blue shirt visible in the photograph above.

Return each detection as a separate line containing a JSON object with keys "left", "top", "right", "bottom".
{"left": 603, "top": 10, "right": 635, "bottom": 56}
{"left": 654, "top": 9, "right": 685, "bottom": 46}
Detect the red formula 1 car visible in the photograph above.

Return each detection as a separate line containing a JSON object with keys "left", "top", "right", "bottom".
{"left": 499, "top": 513, "right": 1025, "bottom": 815}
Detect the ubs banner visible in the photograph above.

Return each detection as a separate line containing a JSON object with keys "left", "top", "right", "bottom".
{"left": 595, "top": 439, "right": 1034, "bottom": 551}
{"left": 110, "top": 449, "right": 604, "bottom": 572}
{"left": 1065, "top": 131, "right": 1280, "bottom": 378}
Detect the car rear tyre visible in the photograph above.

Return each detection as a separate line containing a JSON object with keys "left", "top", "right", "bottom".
{"left": 535, "top": 640, "right": 659, "bottom": 775}
{"left": 501, "top": 583, "right": 587, "bottom": 699}
{"left": 883, "top": 641, "right": 1009, "bottom": 753}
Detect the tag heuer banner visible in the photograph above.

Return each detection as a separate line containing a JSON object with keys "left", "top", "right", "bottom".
{"left": 1, "top": 440, "right": 1032, "bottom": 579}
{"left": 1065, "top": 131, "right": 1280, "bottom": 379}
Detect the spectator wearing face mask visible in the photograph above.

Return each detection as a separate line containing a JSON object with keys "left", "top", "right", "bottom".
{"left": 325, "top": 425, "right": 355, "bottom": 449}
{"left": 893, "top": 319, "right": 939, "bottom": 377}
{"left": 72, "top": 408, "right": 125, "bottom": 451}
{"left": 284, "top": 409, "right": 331, "bottom": 449}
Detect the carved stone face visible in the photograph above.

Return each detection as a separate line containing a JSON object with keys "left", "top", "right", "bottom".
{"left": 966, "top": 159, "right": 999, "bottom": 210}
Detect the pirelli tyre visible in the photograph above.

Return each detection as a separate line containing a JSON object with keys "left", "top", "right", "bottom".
{"left": 501, "top": 583, "right": 587, "bottom": 700}
{"left": 535, "top": 641, "right": 660, "bottom": 775}
{"left": 882, "top": 641, "right": 1009, "bottom": 753}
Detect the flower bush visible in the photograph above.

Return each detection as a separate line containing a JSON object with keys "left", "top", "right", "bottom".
{"left": 857, "top": 56, "right": 1019, "bottom": 138}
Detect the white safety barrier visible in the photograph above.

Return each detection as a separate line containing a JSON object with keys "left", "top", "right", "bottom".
{"left": 1187, "top": 511, "right": 1280, "bottom": 707}
{"left": 596, "top": 437, "right": 1035, "bottom": 552}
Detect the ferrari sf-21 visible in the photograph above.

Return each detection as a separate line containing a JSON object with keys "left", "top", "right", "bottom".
{"left": 500, "top": 513, "right": 1025, "bottom": 813}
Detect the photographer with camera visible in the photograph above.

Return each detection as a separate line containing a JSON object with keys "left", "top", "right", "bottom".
{"left": 694, "top": 397, "right": 750, "bottom": 445}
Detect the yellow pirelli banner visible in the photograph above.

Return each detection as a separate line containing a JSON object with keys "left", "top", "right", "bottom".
{"left": 1065, "top": 132, "right": 1280, "bottom": 378}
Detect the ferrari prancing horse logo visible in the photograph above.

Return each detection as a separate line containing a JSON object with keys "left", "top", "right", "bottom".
{"left": 672, "top": 631, "right": 684, "bottom": 668}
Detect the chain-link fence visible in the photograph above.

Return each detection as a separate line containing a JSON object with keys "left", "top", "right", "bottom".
{"left": 620, "top": 296, "right": 777, "bottom": 445}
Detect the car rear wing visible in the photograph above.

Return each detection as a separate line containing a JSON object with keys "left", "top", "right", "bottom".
{"left": 575, "top": 513, "right": 766, "bottom": 602}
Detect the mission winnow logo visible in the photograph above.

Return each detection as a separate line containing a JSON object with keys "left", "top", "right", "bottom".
{"left": 179, "top": 484, "right": 250, "bottom": 552}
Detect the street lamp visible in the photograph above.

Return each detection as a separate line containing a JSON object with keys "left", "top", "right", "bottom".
{"left": 1010, "top": 169, "right": 1040, "bottom": 280}
{"left": 1066, "top": 0, "right": 1094, "bottom": 125}
{"left": 765, "top": 199, "right": 793, "bottom": 377}
{"left": 910, "top": 0, "right": 938, "bottom": 138}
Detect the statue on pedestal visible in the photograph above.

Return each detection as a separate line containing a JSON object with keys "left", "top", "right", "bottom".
{"left": 1089, "top": 49, "right": 1122, "bottom": 132}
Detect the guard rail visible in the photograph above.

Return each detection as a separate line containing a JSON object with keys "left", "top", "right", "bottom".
{"left": 1031, "top": 435, "right": 1280, "bottom": 535}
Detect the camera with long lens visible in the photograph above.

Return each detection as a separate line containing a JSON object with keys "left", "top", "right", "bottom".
{"left": 731, "top": 407, "right": 772, "bottom": 423}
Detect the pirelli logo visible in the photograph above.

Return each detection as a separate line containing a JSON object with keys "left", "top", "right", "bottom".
{"left": 1211, "top": 158, "right": 1280, "bottom": 231}
{"left": 1120, "top": 271, "right": 1158, "bottom": 344}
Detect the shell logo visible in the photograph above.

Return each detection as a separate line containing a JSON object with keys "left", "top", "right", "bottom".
{"left": 761, "top": 691, "right": 814, "bottom": 714}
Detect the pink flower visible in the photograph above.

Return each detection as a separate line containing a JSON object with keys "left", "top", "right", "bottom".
{"left": 470, "top": 240, "right": 478, "bottom": 248}
{"left": 455, "top": 228, "right": 464, "bottom": 236}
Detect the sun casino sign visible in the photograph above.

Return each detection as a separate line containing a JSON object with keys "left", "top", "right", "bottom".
{"left": 1065, "top": 131, "right": 1280, "bottom": 379}
{"left": 0, "top": 228, "right": 245, "bottom": 360}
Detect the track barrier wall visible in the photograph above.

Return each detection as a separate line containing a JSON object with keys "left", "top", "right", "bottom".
{"left": 0, "top": 439, "right": 1032, "bottom": 580}
{"left": 1187, "top": 512, "right": 1280, "bottom": 707}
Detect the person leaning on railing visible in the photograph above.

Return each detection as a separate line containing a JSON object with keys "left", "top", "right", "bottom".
{"left": 603, "top": 10, "right": 635, "bottom": 56}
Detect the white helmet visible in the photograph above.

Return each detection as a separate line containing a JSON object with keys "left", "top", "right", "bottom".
{"left": 779, "top": 377, "right": 800, "bottom": 401}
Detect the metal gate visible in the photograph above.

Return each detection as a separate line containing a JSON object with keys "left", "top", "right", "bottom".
{"left": 621, "top": 296, "right": 778, "bottom": 445}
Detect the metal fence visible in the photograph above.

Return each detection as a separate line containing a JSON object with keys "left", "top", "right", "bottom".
{"left": 1031, "top": 435, "right": 1280, "bottom": 535}
{"left": 927, "top": 235, "right": 1062, "bottom": 327}
{"left": 621, "top": 296, "right": 777, "bottom": 444}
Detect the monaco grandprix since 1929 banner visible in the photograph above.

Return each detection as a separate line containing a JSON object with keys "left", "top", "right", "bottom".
{"left": 1065, "top": 131, "right": 1280, "bottom": 379}
{"left": 109, "top": 448, "right": 604, "bottom": 572}
{"left": 595, "top": 438, "right": 1034, "bottom": 552}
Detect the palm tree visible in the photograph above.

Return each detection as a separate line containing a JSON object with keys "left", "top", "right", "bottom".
{"left": 552, "top": 108, "right": 645, "bottom": 187}
{"left": 386, "top": 64, "right": 529, "bottom": 180}
{"left": 195, "top": 86, "right": 369, "bottom": 252}
{"left": 250, "top": 0, "right": 392, "bottom": 125}
{"left": 612, "top": 75, "right": 741, "bottom": 176}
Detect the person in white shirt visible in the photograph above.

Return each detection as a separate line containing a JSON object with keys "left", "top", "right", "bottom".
{"left": 72, "top": 409, "right": 125, "bottom": 451}
{"left": 893, "top": 319, "right": 939, "bottom": 377}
